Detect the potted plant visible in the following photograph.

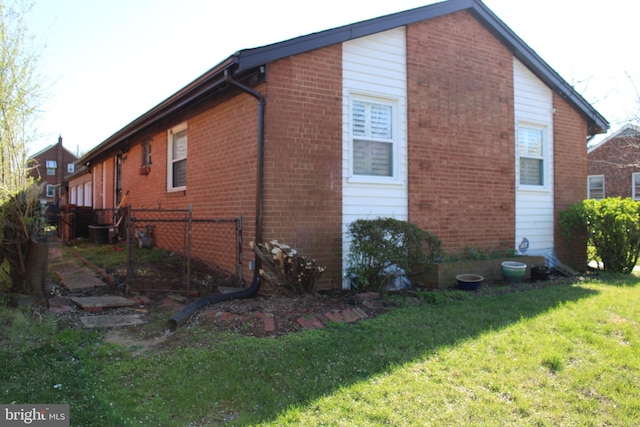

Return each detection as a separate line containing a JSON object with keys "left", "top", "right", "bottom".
{"left": 455, "top": 274, "right": 483, "bottom": 290}
{"left": 530, "top": 265, "right": 550, "bottom": 281}
{"left": 501, "top": 261, "right": 527, "bottom": 284}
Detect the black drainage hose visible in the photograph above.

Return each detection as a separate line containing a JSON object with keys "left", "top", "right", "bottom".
{"left": 167, "top": 273, "right": 261, "bottom": 331}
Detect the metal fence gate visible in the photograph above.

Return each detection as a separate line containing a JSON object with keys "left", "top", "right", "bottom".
{"left": 124, "top": 206, "right": 242, "bottom": 295}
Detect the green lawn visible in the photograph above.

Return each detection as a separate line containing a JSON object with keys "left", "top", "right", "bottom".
{"left": 1, "top": 276, "right": 639, "bottom": 426}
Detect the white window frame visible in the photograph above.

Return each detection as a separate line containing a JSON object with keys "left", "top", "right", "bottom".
{"left": 84, "top": 182, "right": 92, "bottom": 207}
{"left": 167, "top": 122, "right": 187, "bottom": 192}
{"left": 632, "top": 173, "right": 640, "bottom": 200}
{"left": 516, "top": 123, "right": 549, "bottom": 190}
{"left": 46, "top": 184, "right": 55, "bottom": 198}
{"left": 348, "top": 95, "right": 398, "bottom": 183}
{"left": 67, "top": 163, "right": 75, "bottom": 173}
{"left": 70, "top": 186, "right": 77, "bottom": 205}
{"left": 588, "top": 175, "right": 605, "bottom": 200}
{"left": 77, "top": 185, "right": 84, "bottom": 207}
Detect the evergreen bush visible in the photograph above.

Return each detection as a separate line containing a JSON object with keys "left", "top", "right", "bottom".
{"left": 346, "top": 218, "right": 441, "bottom": 292}
{"left": 560, "top": 197, "right": 640, "bottom": 274}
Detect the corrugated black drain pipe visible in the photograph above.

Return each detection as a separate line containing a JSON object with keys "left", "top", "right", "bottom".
{"left": 167, "top": 272, "right": 261, "bottom": 331}
{"left": 168, "top": 69, "right": 266, "bottom": 331}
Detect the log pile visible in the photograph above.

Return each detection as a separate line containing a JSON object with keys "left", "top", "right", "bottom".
{"left": 251, "top": 240, "right": 325, "bottom": 294}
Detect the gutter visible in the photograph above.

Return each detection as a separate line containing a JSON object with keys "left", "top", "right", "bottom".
{"left": 167, "top": 69, "right": 266, "bottom": 330}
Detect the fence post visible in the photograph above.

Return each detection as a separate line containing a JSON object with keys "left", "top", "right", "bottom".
{"left": 125, "top": 205, "right": 133, "bottom": 294}
{"left": 237, "top": 215, "right": 243, "bottom": 284}
{"left": 186, "top": 205, "right": 192, "bottom": 295}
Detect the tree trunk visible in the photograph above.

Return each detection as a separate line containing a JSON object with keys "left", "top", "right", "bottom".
{"left": 25, "top": 236, "right": 49, "bottom": 298}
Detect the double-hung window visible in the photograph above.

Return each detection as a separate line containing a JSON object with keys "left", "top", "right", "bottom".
{"left": 167, "top": 123, "right": 187, "bottom": 191}
{"left": 517, "top": 125, "right": 546, "bottom": 187}
{"left": 588, "top": 175, "right": 605, "bottom": 199}
{"left": 351, "top": 98, "right": 394, "bottom": 178}
{"left": 46, "top": 160, "right": 57, "bottom": 176}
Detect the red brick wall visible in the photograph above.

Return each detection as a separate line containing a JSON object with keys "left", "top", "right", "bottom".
{"left": 553, "top": 93, "right": 589, "bottom": 269}
{"left": 113, "top": 47, "right": 343, "bottom": 288}
{"left": 588, "top": 135, "right": 640, "bottom": 199}
{"left": 406, "top": 12, "right": 516, "bottom": 256}
{"left": 263, "top": 46, "right": 343, "bottom": 288}
{"left": 116, "top": 91, "right": 261, "bottom": 279}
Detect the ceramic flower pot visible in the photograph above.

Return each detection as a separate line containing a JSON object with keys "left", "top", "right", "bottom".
{"left": 455, "top": 274, "right": 483, "bottom": 290}
{"left": 501, "top": 261, "right": 527, "bottom": 284}
{"left": 531, "top": 265, "right": 550, "bottom": 281}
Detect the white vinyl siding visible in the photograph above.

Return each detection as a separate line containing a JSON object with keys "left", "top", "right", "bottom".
{"left": 513, "top": 58, "right": 554, "bottom": 254}
{"left": 342, "top": 27, "right": 407, "bottom": 288}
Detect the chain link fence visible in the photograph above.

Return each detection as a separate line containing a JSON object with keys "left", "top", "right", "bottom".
{"left": 123, "top": 207, "right": 242, "bottom": 295}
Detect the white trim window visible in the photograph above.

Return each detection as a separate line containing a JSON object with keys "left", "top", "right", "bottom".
{"left": 167, "top": 123, "right": 187, "bottom": 191}
{"left": 46, "top": 160, "right": 57, "bottom": 176}
{"left": 351, "top": 98, "right": 395, "bottom": 178}
{"left": 84, "top": 181, "right": 92, "bottom": 207}
{"left": 588, "top": 175, "right": 605, "bottom": 199}
{"left": 632, "top": 173, "right": 640, "bottom": 200}
{"left": 517, "top": 124, "right": 547, "bottom": 188}
{"left": 46, "top": 184, "right": 55, "bottom": 198}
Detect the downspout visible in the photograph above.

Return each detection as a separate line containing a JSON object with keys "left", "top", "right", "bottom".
{"left": 168, "top": 68, "right": 266, "bottom": 330}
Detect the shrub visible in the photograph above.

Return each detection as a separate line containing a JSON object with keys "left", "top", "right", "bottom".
{"left": 560, "top": 197, "right": 640, "bottom": 273}
{"left": 346, "top": 218, "right": 441, "bottom": 292}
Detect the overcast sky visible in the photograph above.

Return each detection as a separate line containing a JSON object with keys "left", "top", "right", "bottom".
{"left": 26, "top": 0, "right": 639, "bottom": 155}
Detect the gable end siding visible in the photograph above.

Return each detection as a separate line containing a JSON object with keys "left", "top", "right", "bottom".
{"left": 342, "top": 27, "right": 408, "bottom": 288}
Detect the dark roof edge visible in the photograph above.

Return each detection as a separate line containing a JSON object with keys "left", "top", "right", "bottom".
{"left": 80, "top": 0, "right": 608, "bottom": 164}
{"left": 235, "top": 0, "right": 607, "bottom": 135}
{"left": 77, "top": 56, "right": 237, "bottom": 164}
{"left": 233, "top": 0, "right": 474, "bottom": 72}
{"left": 467, "top": 1, "right": 609, "bottom": 135}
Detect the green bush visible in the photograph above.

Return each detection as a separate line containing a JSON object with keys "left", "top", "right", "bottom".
{"left": 560, "top": 197, "right": 640, "bottom": 273}
{"left": 346, "top": 218, "right": 441, "bottom": 292}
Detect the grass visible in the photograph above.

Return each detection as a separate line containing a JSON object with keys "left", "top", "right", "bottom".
{"left": 1, "top": 276, "right": 639, "bottom": 426}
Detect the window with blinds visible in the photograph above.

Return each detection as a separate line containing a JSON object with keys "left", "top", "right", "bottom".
{"left": 352, "top": 100, "right": 393, "bottom": 177}
{"left": 168, "top": 123, "right": 187, "bottom": 191}
{"left": 517, "top": 126, "right": 545, "bottom": 186}
{"left": 588, "top": 175, "right": 604, "bottom": 199}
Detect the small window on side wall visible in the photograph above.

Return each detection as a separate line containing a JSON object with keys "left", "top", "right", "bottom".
{"left": 517, "top": 126, "right": 545, "bottom": 187}
{"left": 588, "top": 175, "right": 605, "bottom": 199}
{"left": 46, "top": 184, "right": 55, "bottom": 198}
{"left": 142, "top": 138, "right": 152, "bottom": 167}
{"left": 351, "top": 98, "right": 395, "bottom": 178}
{"left": 167, "top": 123, "right": 187, "bottom": 191}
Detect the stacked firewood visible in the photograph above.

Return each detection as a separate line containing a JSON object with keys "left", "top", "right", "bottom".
{"left": 251, "top": 240, "right": 325, "bottom": 294}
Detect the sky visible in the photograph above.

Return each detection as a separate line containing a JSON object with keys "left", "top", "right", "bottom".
{"left": 25, "top": 0, "right": 640, "bottom": 156}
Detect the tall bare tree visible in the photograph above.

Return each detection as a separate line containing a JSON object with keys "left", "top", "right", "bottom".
{"left": 0, "top": 0, "right": 47, "bottom": 295}
{"left": 0, "top": 0, "right": 42, "bottom": 196}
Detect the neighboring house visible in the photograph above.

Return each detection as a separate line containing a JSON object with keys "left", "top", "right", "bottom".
{"left": 28, "top": 136, "right": 78, "bottom": 205}
{"left": 76, "top": 0, "right": 608, "bottom": 289}
{"left": 587, "top": 124, "right": 640, "bottom": 200}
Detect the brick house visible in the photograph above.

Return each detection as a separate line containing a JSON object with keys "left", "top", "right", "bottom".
{"left": 75, "top": 0, "right": 608, "bottom": 289}
{"left": 587, "top": 124, "right": 640, "bottom": 199}
{"left": 28, "top": 135, "right": 78, "bottom": 206}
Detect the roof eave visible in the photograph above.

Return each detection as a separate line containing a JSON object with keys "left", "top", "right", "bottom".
{"left": 77, "top": 56, "right": 238, "bottom": 165}
{"left": 80, "top": 0, "right": 608, "bottom": 165}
